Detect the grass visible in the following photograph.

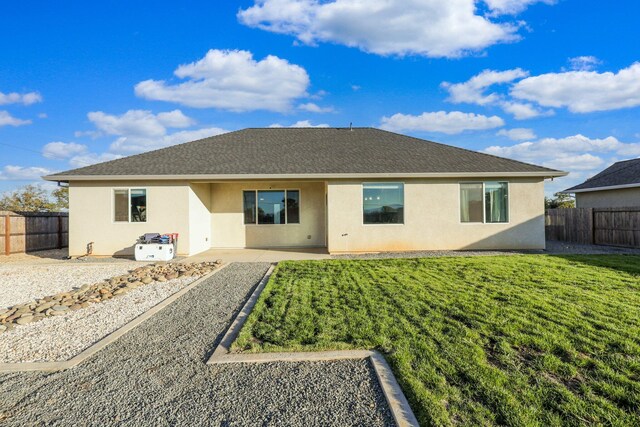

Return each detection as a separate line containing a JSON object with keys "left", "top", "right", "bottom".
{"left": 233, "top": 255, "right": 640, "bottom": 426}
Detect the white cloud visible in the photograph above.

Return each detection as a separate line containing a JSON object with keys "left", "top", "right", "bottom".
{"left": 298, "top": 102, "right": 334, "bottom": 113}
{"left": 0, "top": 110, "right": 31, "bottom": 127}
{"left": 42, "top": 142, "right": 88, "bottom": 159}
{"left": 483, "top": 0, "right": 555, "bottom": 15}
{"left": 497, "top": 128, "right": 536, "bottom": 140}
{"left": 269, "top": 120, "right": 330, "bottom": 128}
{"left": 237, "top": 0, "right": 547, "bottom": 58}
{"left": 511, "top": 62, "right": 640, "bottom": 113}
{"left": 442, "top": 68, "right": 529, "bottom": 105}
{"left": 380, "top": 111, "right": 504, "bottom": 134}
{"left": 87, "top": 109, "right": 194, "bottom": 138}
{"left": 108, "top": 127, "right": 228, "bottom": 154}
{"left": 483, "top": 134, "right": 640, "bottom": 178}
{"left": 567, "top": 56, "right": 601, "bottom": 71}
{"left": 135, "top": 49, "right": 310, "bottom": 112}
{"left": 499, "top": 101, "right": 552, "bottom": 119}
{"left": 68, "top": 153, "right": 123, "bottom": 168}
{"left": 442, "top": 69, "right": 554, "bottom": 119}
{"left": 0, "top": 165, "right": 51, "bottom": 181}
{"left": 0, "top": 91, "right": 42, "bottom": 106}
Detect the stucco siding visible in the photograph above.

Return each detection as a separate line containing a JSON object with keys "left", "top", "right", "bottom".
{"left": 188, "top": 183, "right": 212, "bottom": 255}
{"left": 575, "top": 187, "right": 640, "bottom": 208}
{"left": 210, "top": 181, "right": 326, "bottom": 248}
{"left": 326, "top": 178, "right": 545, "bottom": 253}
{"left": 68, "top": 181, "right": 191, "bottom": 257}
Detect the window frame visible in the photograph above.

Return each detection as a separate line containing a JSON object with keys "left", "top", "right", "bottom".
{"left": 459, "top": 181, "right": 510, "bottom": 224}
{"left": 112, "top": 187, "right": 148, "bottom": 223}
{"left": 242, "top": 189, "right": 301, "bottom": 226}
{"left": 362, "top": 182, "right": 405, "bottom": 226}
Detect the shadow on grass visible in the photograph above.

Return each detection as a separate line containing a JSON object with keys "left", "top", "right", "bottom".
{"left": 547, "top": 254, "right": 640, "bottom": 276}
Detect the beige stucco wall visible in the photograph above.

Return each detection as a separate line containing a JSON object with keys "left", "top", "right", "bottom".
{"left": 576, "top": 187, "right": 640, "bottom": 208}
{"left": 68, "top": 181, "right": 193, "bottom": 256}
{"left": 68, "top": 177, "right": 546, "bottom": 256}
{"left": 210, "top": 181, "right": 326, "bottom": 248}
{"left": 326, "top": 178, "right": 545, "bottom": 252}
{"left": 188, "top": 183, "right": 212, "bottom": 255}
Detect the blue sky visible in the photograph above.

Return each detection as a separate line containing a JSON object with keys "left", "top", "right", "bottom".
{"left": 1, "top": 0, "right": 639, "bottom": 196}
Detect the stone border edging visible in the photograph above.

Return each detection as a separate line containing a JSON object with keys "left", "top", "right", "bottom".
{"left": 206, "top": 264, "right": 419, "bottom": 427}
{"left": 0, "top": 264, "right": 228, "bottom": 373}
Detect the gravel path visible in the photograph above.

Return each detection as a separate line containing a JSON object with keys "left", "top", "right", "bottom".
{"left": 0, "top": 263, "right": 393, "bottom": 426}
{"left": 0, "top": 263, "right": 144, "bottom": 308}
{"left": 0, "top": 276, "right": 195, "bottom": 363}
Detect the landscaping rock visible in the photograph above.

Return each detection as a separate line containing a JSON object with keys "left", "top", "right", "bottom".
{"left": 0, "top": 261, "right": 220, "bottom": 332}
{"left": 16, "top": 317, "right": 33, "bottom": 325}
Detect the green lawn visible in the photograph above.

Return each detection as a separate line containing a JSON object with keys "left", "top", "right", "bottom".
{"left": 233, "top": 255, "right": 640, "bottom": 426}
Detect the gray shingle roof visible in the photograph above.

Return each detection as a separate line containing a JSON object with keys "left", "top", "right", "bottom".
{"left": 564, "top": 158, "right": 640, "bottom": 192}
{"left": 46, "top": 127, "right": 563, "bottom": 179}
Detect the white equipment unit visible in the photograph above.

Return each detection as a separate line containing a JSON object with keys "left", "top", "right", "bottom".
{"left": 135, "top": 243, "right": 175, "bottom": 261}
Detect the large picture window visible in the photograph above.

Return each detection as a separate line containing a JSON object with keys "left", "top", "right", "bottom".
{"left": 243, "top": 190, "right": 300, "bottom": 225}
{"left": 114, "top": 188, "right": 147, "bottom": 222}
{"left": 363, "top": 183, "right": 404, "bottom": 224}
{"left": 460, "top": 182, "right": 508, "bottom": 223}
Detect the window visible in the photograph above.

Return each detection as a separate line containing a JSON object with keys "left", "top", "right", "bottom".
{"left": 363, "top": 183, "right": 404, "bottom": 224}
{"left": 243, "top": 190, "right": 300, "bottom": 224}
{"left": 460, "top": 182, "right": 508, "bottom": 223}
{"left": 114, "top": 189, "right": 147, "bottom": 222}
{"left": 243, "top": 191, "right": 256, "bottom": 224}
{"left": 460, "top": 183, "right": 483, "bottom": 223}
{"left": 485, "top": 182, "right": 509, "bottom": 223}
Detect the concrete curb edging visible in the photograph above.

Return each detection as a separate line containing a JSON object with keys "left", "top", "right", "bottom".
{"left": 0, "top": 264, "right": 228, "bottom": 373}
{"left": 206, "top": 264, "right": 420, "bottom": 427}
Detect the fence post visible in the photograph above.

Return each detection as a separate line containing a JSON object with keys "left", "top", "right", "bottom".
{"left": 4, "top": 214, "right": 10, "bottom": 255}
{"left": 590, "top": 208, "right": 595, "bottom": 245}
{"left": 57, "top": 215, "right": 63, "bottom": 249}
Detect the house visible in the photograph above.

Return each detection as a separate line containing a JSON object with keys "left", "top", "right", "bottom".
{"left": 43, "top": 128, "right": 566, "bottom": 256}
{"left": 563, "top": 158, "right": 640, "bottom": 208}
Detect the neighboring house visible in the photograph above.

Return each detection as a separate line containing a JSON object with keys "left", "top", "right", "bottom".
{"left": 44, "top": 128, "right": 565, "bottom": 256}
{"left": 563, "top": 158, "right": 640, "bottom": 208}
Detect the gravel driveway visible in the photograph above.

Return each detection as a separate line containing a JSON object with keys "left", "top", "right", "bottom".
{"left": 0, "top": 263, "right": 393, "bottom": 426}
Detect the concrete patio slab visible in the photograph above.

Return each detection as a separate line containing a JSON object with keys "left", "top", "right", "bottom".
{"left": 183, "top": 247, "right": 330, "bottom": 263}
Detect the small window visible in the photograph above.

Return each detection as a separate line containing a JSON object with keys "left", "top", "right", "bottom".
{"left": 243, "top": 191, "right": 256, "bottom": 224}
{"left": 363, "top": 183, "right": 404, "bottom": 224}
{"left": 460, "top": 182, "right": 508, "bottom": 223}
{"left": 243, "top": 189, "right": 300, "bottom": 225}
{"left": 286, "top": 190, "right": 300, "bottom": 224}
{"left": 485, "top": 182, "right": 509, "bottom": 223}
{"left": 114, "top": 189, "right": 147, "bottom": 223}
{"left": 460, "top": 183, "right": 483, "bottom": 223}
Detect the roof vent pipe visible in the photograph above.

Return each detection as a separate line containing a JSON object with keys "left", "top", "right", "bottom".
{"left": 349, "top": 122, "right": 353, "bottom": 131}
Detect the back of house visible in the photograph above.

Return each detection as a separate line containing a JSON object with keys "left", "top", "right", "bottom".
{"left": 44, "top": 128, "right": 565, "bottom": 256}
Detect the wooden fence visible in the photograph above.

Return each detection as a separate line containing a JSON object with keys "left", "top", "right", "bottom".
{"left": 0, "top": 211, "right": 68, "bottom": 255}
{"left": 545, "top": 207, "right": 640, "bottom": 248}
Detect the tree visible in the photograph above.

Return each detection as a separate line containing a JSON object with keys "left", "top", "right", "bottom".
{"left": 0, "top": 184, "right": 68, "bottom": 212}
{"left": 52, "top": 186, "right": 69, "bottom": 210}
{"left": 545, "top": 192, "right": 575, "bottom": 210}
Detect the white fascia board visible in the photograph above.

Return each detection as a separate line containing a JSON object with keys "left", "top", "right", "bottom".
{"left": 563, "top": 182, "right": 640, "bottom": 194}
{"left": 43, "top": 171, "right": 567, "bottom": 182}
